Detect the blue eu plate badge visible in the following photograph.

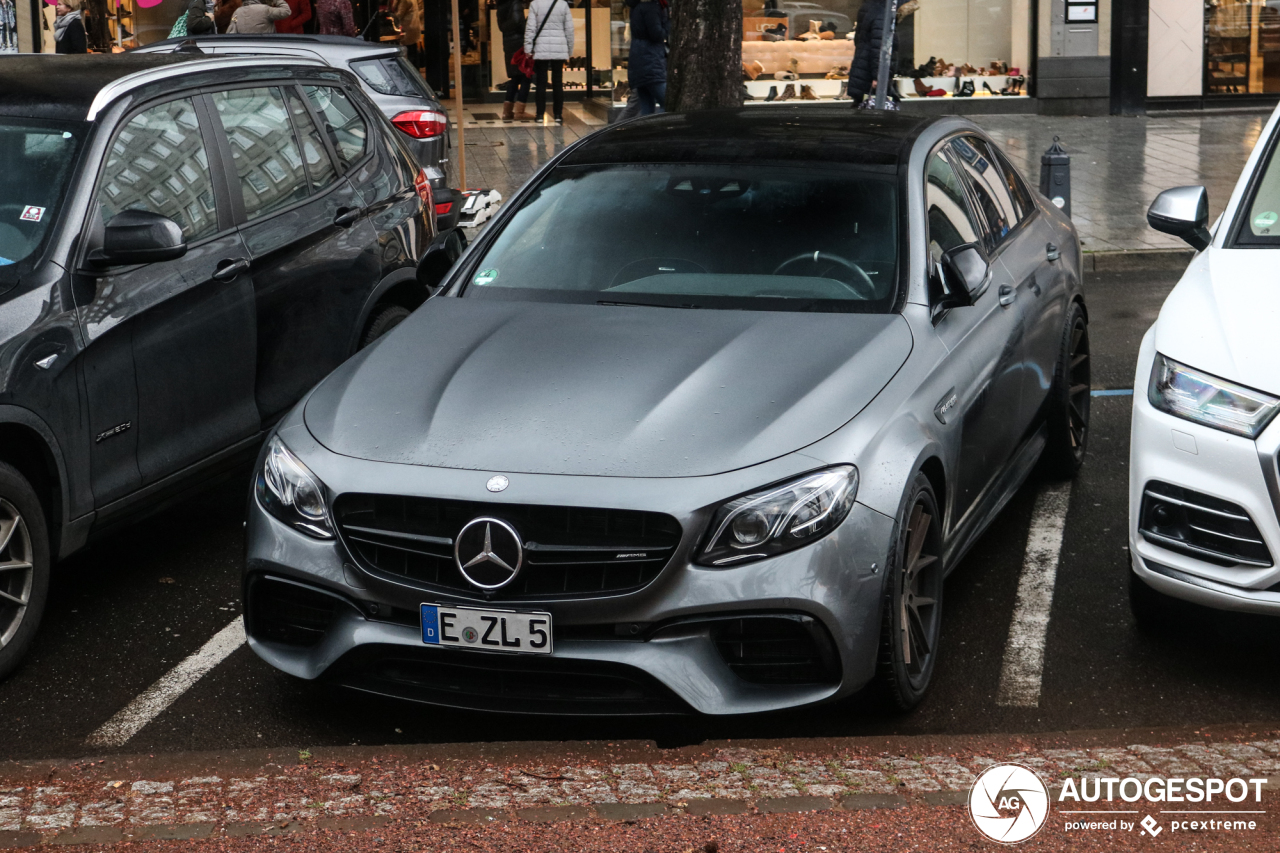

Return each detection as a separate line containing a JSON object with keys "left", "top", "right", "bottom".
{"left": 420, "top": 604, "right": 440, "bottom": 644}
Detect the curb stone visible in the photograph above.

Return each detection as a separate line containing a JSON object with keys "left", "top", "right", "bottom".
{"left": 1083, "top": 248, "right": 1194, "bottom": 272}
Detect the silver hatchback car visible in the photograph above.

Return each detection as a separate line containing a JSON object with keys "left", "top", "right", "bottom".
{"left": 243, "top": 108, "right": 1089, "bottom": 716}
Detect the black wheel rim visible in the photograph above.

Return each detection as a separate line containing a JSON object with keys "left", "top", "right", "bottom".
{"left": 899, "top": 500, "right": 941, "bottom": 685}
{"left": 1066, "top": 316, "right": 1091, "bottom": 458}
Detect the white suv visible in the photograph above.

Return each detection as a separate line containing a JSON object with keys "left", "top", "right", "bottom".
{"left": 1130, "top": 104, "right": 1280, "bottom": 623}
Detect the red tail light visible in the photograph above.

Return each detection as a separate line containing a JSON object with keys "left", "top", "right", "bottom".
{"left": 414, "top": 169, "right": 434, "bottom": 209}
{"left": 392, "top": 109, "right": 447, "bottom": 139}
{"left": 434, "top": 202, "right": 453, "bottom": 216}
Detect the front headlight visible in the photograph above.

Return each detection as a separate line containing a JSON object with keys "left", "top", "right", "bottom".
{"left": 697, "top": 466, "right": 858, "bottom": 567}
{"left": 256, "top": 435, "right": 334, "bottom": 538}
{"left": 1148, "top": 353, "right": 1280, "bottom": 439}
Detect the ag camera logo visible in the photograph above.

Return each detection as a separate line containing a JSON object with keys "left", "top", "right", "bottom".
{"left": 969, "top": 763, "right": 1051, "bottom": 844}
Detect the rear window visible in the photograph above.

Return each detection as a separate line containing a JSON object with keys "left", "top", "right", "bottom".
{"left": 0, "top": 118, "right": 83, "bottom": 280}
{"left": 351, "top": 57, "right": 435, "bottom": 99}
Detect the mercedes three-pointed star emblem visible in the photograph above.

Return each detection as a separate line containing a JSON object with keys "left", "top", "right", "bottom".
{"left": 454, "top": 517, "right": 523, "bottom": 590}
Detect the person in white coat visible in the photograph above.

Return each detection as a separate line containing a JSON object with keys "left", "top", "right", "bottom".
{"left": 524, "top": 0, "right": 573, "bottom": 124}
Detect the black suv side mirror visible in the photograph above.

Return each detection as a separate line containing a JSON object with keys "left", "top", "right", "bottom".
{"left": 97, "top": 210, "right": 187, "bottom": 265}
{"left": 1147, "top": 185, "right": 1211, "bottom": 251}
{"left": 931, "top": 243, "right": 988, "bottom": 315}
{"left": 416, "top": 229, "right": 464, "bottom": 290}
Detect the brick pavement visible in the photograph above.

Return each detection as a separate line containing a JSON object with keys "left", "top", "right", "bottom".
{"left": 1, "top": 733, "right": 1277, "bottom": 846}
{"left": 446, "top": 105, "right": 1272, "bottom": 255}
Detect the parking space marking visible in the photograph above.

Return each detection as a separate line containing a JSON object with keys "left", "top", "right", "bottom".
{"left": 996, "top": 482, "right": 1073, "bottom": 708}
{"left": 85, "top": 617, "right": 245, "bottom": 748}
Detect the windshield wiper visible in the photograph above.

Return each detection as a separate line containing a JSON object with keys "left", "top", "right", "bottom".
{"left": 597, "top": 300, "right": 701, "bottom": 309}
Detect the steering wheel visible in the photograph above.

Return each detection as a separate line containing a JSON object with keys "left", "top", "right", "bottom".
{"left": 772, "top": 251, "right": 876, "bottom": 300}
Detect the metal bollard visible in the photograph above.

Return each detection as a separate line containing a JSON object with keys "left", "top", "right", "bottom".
{"left": 1039, "top": 136, "right": 1071, "bottom": 218}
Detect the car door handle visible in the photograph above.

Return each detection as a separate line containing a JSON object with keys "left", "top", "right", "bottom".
{"left": 212, "top": 258, "right": 250, "bottom": 282}
{"left": 1046, "top": 242, "right": 1060, "bottom": 261}
{"left": 333, "top": 207, "right": 361, "bottom": 228}
{"left": 999, "top": 284, "right": 1016, "bottom": 306}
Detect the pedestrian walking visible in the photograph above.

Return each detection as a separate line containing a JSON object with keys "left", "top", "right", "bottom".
{"left": 53, "top": 0, "right": 86, "bottom": 53}
{"left": 497, "top": 0, "right": 532, "bottom": 122}
{"left": 313, "top": 0, "right": 354, "bottom": 35}
{"left": 523, "top": 0, "right": 572, "bottom": 124}
{"left": 846, "top": 0, "right": 898, "bottom": 106}
{"left": 625, "top": 0, "right": 668, "bottom": 115}
{"left": 394, "top": 0, "right": 421, "bottom": 68}
{"left": 274, "top": 0, "right": 311, "bottom": 34}
{"left": 227, "top": 0, "right": 289, "bottom": 32}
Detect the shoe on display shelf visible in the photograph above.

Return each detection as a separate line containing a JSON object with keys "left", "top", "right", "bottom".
{"left": 776, "top": 83, "right": 797, "bottom": 101}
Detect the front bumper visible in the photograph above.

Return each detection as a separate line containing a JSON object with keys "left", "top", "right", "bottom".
{"left": 1129, "top": 332, "right": 1280, "bottom": 614}
{"left": 245, "top": 423, "right": 896, "bottom": 715}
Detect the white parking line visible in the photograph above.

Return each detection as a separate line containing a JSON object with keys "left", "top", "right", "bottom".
{"left": 85, "top": 616, "right": 245, "bottom": 748}
{"left": 996, "top": 482, "right": 1073, "bottom": 708}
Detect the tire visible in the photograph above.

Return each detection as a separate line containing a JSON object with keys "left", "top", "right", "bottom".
{"left": 0, "top": 462, "right": 50, "bottom": 682}
{"left": 1041, "top": 301, "right": 1091, "bottom": 479}
{"left": 874, "top": 473, "right": 945, "bottom": 711}
{"left": 1128, "top": 570, "right": 1176, "bottom": 634}
{"left": 359, "top": 304, "right": 411, "bottom": 349}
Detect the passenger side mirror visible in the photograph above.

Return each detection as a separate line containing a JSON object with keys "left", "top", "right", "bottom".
{"left": 416, "top": 228, "right": 464, "bottom": 290}
{"left": 932, "top": 243, "right": 988, "bottom": 314}
{"left": 96, "top": 210, "right": 187, "bottom": 265}
{"left": 1147, "top": 185, "right": 1211, "bottom": 251}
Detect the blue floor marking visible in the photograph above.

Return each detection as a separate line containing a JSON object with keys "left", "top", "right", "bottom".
{"left": 1091, "top": 389, "right": 1134, "bottom": 397}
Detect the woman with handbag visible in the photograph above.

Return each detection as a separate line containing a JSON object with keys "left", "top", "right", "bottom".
{"left": 523, "top": 0, "right": 572, "bottom": 125}
{"left": 498, "top": 0, "right": 532, "bottom": 122}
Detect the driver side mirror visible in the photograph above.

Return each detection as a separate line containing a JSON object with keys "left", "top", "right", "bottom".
{"left": 932, "top": 243, "right": 988, "bottom": 315}
{"left": 1147, "top": 185, "right": 1211, "bottom": 251}
{"left": 416, "top": 228, "right": 465, "bottom": 291}
{"left": 93, "top": 210, "right": 187, "bottom": 265}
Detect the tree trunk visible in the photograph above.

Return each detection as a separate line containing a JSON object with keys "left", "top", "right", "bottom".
{"left": 666, "top": 0, "right": 742, "bottom": 112}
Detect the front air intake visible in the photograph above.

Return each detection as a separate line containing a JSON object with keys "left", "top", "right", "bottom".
{"left": 1139, "top": 481, "right": 1272, "bottom": 568}
{"left": 711, "top": 614, "right": 841, "bottom": 685}
{"left": 246, "top": 575, "right": 343, "bottom": 648}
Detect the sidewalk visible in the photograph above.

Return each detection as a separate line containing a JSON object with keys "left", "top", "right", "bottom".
{"left": 2, "top": 725, "right": 1278, "bottom": 850}
{"left": 446, "top": 106, "right": 1272, "bottom": 256}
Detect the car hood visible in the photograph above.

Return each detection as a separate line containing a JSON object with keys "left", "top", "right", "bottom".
{"left": 305, "top": 299, "right": 913, "bottom": 477}
{"left": 1154, "top": 248, "right": 1280, "bottom": 395}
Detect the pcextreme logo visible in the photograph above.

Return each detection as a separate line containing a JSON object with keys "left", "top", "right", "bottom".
{"left": 968, "top": 764, "right": 1051, "bottom": 844}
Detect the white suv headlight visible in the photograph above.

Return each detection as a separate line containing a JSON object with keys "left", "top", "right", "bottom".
{"left": 1148, "top": 354, "right": 1280, "bottom": 439}
{"left": 697, "top": 466, "right": 858, "bottom": 567}
{"left": 256, "top": 435, "right": 334, "bottom": 538}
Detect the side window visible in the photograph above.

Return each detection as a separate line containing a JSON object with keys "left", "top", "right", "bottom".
{"left": 284, "top": 88, "right": 339, "bottom": 191}
{"left": 926, "top": 148, "right": 982, "bottom": 264}
{"left": 991, "top": 147, "right": 1035, "bottom": 221}
{"left": 98, "top": 98, "right": 218, "bottom": 242}
{"left": 950, "top": 136, "right": 1020, "bottom": 250}
{"left": 303, "top": 86, "right": 368, "bottom": 168}
{"left": 211, "top": 87, "right": 310, "bottom": 221}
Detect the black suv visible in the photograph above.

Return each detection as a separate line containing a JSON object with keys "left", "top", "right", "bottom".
{"left": 0, "top": 54, "right": 459, "bottom": 678}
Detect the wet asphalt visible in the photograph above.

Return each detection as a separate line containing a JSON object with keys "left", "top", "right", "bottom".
{"left": 4, "top": 267, "right": 1279, "bottom": 761}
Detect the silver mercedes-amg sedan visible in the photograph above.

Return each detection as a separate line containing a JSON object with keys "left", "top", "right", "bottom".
{"left": 244, "top": 107, "right": 1089, "bottom": 715}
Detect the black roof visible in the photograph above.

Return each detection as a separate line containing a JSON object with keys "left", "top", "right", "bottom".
{"left": 0, "top": 54, "right": 196, "bottom": 122}
{"left": 562, "top": 106, "right": 936, "bottom": 169}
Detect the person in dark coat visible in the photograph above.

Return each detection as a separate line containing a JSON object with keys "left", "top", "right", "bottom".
{"left": 626, "top": 0, "right": 668, "bottom": 115}
{"left": 497, "top": 0, "right": 532, "bottom": 122}
{"left": 53, "top": 0, "right": 87, "bottom": 53}
{"left": 847, "top": 0, "right": 898, "bottom": 105}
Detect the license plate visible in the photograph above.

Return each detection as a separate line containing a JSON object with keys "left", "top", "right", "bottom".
{"left": 420, "top": 603, "right": 553, "bottom": 655}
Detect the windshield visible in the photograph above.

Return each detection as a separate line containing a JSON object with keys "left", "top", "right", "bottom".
{"left": 1238, "top": 133, "right": 1280, "bottom": 245}
{"left": 461, "top": 164, "right": 899, "bottom": 313}
{"left": 0, "top": 118, "right": 83, "bottom": 278}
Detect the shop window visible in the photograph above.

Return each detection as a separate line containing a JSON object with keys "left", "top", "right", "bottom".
{"left": 1206, "top": 0, "right": 1280, "bottom": 95}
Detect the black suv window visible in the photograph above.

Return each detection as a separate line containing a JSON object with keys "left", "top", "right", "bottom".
{"left": 950, "top": 136, "right": 1021, "bottom": 251}
{"left": 211, "top": 87, "right": 311, "bottom": 221}
{"left": 285, "top": 88, "right": 339, "bottom": 191}
{"left": 98, "top": 97, "right": 218, "bottom": 242}
{"left": 303, "top": 86, "right": 368, "bottom": 168}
